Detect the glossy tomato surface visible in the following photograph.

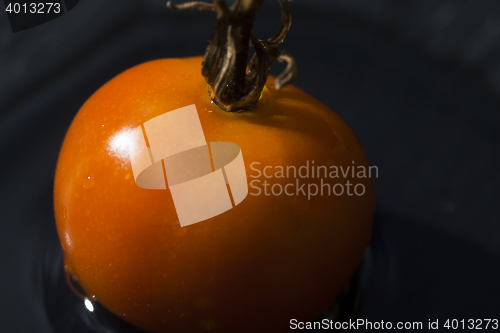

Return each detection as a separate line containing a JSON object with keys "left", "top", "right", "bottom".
{"left": 54, "top": 56, "right": 375, "bottom": 332}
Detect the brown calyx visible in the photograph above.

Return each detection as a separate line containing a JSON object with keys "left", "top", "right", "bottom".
{"left": 167, "top": 0, "right": 297, "bottom": 112}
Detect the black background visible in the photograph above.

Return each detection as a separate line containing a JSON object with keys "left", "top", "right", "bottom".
{"left": 0, "top": 0, "right": 499, "bottom": 332}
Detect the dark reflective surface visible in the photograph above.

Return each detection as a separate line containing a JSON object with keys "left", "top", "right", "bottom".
{"left": 42, "top": 248, "right": 144, "bottom": 332}
{"left": 38, "top": 210, "right": 500, "bottom": 332}
{"left": 361, "top": 211, "right": 500, "bottom": 328}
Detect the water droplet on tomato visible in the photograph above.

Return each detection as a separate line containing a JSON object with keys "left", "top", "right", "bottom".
{"left": 84, "top": 298, "right": 95, "bottom": 312}
{"left": 83, "top": 174, "right": 95, "bottom": 189}
{"left": 65, "top": 271, "right": 89, "bottom": 299}
{"left": 62, "top": 207, "right": 67, "bottom": 219}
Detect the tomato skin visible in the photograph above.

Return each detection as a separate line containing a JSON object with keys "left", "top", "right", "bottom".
{"left": 54, "top": 56, "right": 374, "bottom": 332}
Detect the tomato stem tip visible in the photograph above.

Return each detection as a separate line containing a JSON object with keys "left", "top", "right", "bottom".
{"left": 167, "top": 0, "right": 297, "bottom": 112}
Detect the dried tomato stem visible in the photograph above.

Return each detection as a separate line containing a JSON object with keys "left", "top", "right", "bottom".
{"left": 167, "top": 0, "right": 297, "bottom": 112}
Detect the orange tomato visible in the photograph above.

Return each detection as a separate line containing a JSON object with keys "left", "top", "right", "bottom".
{"left": 54, "top": 56, "right": 374, "bottom": 332}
